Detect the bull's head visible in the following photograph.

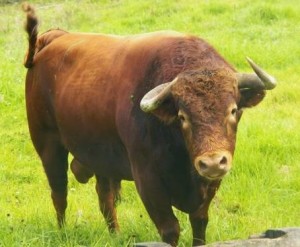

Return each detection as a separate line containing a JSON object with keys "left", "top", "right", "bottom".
{"left": 140, "top": 58, "right": 276, "bottom": 180}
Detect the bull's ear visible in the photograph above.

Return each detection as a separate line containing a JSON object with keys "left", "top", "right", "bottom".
{"left": 238, "top": 89, "right": 266, "bottom": 108}
{"left": 140, "top": 81, "right": 178, "bottom": 124}
{"left": 148, "top": 96, "right": 177, "bottom": 124}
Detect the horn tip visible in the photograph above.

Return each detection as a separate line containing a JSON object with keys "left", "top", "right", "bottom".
{"left": 245, "top": 57, "right": 277, "bottom": 89}
{"left": 246, "top": 57, "right": 256, "bottom": 67}
{"left": 246, "top": 56, "right": 253, "bottom": 63}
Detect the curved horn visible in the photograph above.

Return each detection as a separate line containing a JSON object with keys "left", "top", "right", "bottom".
{"left": 237, "top": 57, "right": 276, "bottom": 90}
{"left": 140, "top": 77, "right": 178, "bottom": 112}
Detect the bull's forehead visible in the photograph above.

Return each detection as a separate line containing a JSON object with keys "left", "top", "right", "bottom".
{"left": 171, "top": 69, "right": 238, "bottom": 109}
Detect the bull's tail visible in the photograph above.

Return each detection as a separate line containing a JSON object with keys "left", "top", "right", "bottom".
{"left": 23, "top": 3, "right": 38, "bottom": 68}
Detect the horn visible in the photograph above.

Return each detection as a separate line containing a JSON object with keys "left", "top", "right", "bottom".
{"left": 237, "top": 57, "right": 276, "bottom": 90}
{"left": 140, "top": 77, "right": 178, "bottom": 112}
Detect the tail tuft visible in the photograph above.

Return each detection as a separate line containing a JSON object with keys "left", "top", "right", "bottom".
{"left": 23, "top": 3, "right": 39, "bottom": 68}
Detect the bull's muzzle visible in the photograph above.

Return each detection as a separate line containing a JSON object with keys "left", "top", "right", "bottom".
{"left": 194, "top": 151, "right": 232, "bottom": 180}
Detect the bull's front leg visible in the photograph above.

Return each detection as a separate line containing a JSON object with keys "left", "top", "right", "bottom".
{"left": 189, "top": 181, "right": 221, "bottom": 246}
{"left": 189, "top": 208, "right": 209, "bottom": 246}
{"left": 134, "top": 173, "right": 180, "bottom": 246}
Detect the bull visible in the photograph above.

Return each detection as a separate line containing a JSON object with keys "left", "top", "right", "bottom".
{"left": 23, "top": 4, "right": 276, "bottom": 246}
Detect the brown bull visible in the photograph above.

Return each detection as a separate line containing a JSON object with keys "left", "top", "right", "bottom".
{"left": 23, "top": 5, "right": 276, "bottom": 246}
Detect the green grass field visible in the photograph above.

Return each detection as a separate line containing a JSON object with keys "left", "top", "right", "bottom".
{"left": 0, "top": 0, "right": 299, "bottom": 246}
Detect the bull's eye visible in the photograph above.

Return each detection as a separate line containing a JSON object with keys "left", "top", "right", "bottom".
{"left": 178, "top": 114, "right": 185, "bottom": 123}
{"left": 178, "top": 110, "right": 191, "bottom": 132}
{"left": 231, "top": 107, "right": 238, "bottom": 117}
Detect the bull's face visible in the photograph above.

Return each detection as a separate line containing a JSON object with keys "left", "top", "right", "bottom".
{"left": 140, "top": 58, "right": 276, "bottom": 180}
{"left": 171, "top": 70, "right": 239, "bottom": 179}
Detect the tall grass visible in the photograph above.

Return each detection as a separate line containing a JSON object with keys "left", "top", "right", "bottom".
{"left": 0, "top": 1, "right": 299, "bottom": 246}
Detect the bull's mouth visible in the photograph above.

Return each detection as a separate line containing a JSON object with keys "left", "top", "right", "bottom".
{"left": 205, "top": 173, "right": 226, "bottom": 180}
{"left": 198, "top": 170, "right": 228, "bottom": 181}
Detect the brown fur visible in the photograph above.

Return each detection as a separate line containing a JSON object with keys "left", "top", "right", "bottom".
{"left": 36, "top": 29, "right": 68, "bottom": 53}
{"left": 23, "top": 5, "right": 268, "bottom": 246}
{"left": 23, "top": 4, "right": 68, "bottom": 68}
{"left": 23, "top": 3, "right": 38, "bottom": 68}
{"left": 171, "top": 69, "right": 238, "bottom": 156}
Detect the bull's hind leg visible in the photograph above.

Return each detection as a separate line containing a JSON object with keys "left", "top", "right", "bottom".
{"left": 32, "top": 132, "right": 69, "bottom": 227}
{"left": 95, "top": 176, "right": 121, "bottom": 232}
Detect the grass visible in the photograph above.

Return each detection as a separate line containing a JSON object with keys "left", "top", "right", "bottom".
{"left": 0, "top": 0, "right": 299, "bottom": 246}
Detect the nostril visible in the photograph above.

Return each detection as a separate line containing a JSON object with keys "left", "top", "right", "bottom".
{"left": 219, "top": 156, "right": 227, "bottom": 168}
{"left": 199, "top": 160, "right": 208, "bottom": 171}
{"left": 220, "top": 156, "right": 227, "bottom": 165}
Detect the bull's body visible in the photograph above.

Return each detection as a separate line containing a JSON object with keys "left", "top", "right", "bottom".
{"left": 23, "top": 5, "right": 276, "bottom": 246}
{"left": 28, "top": 30, "right": 229, "bottom": 182}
